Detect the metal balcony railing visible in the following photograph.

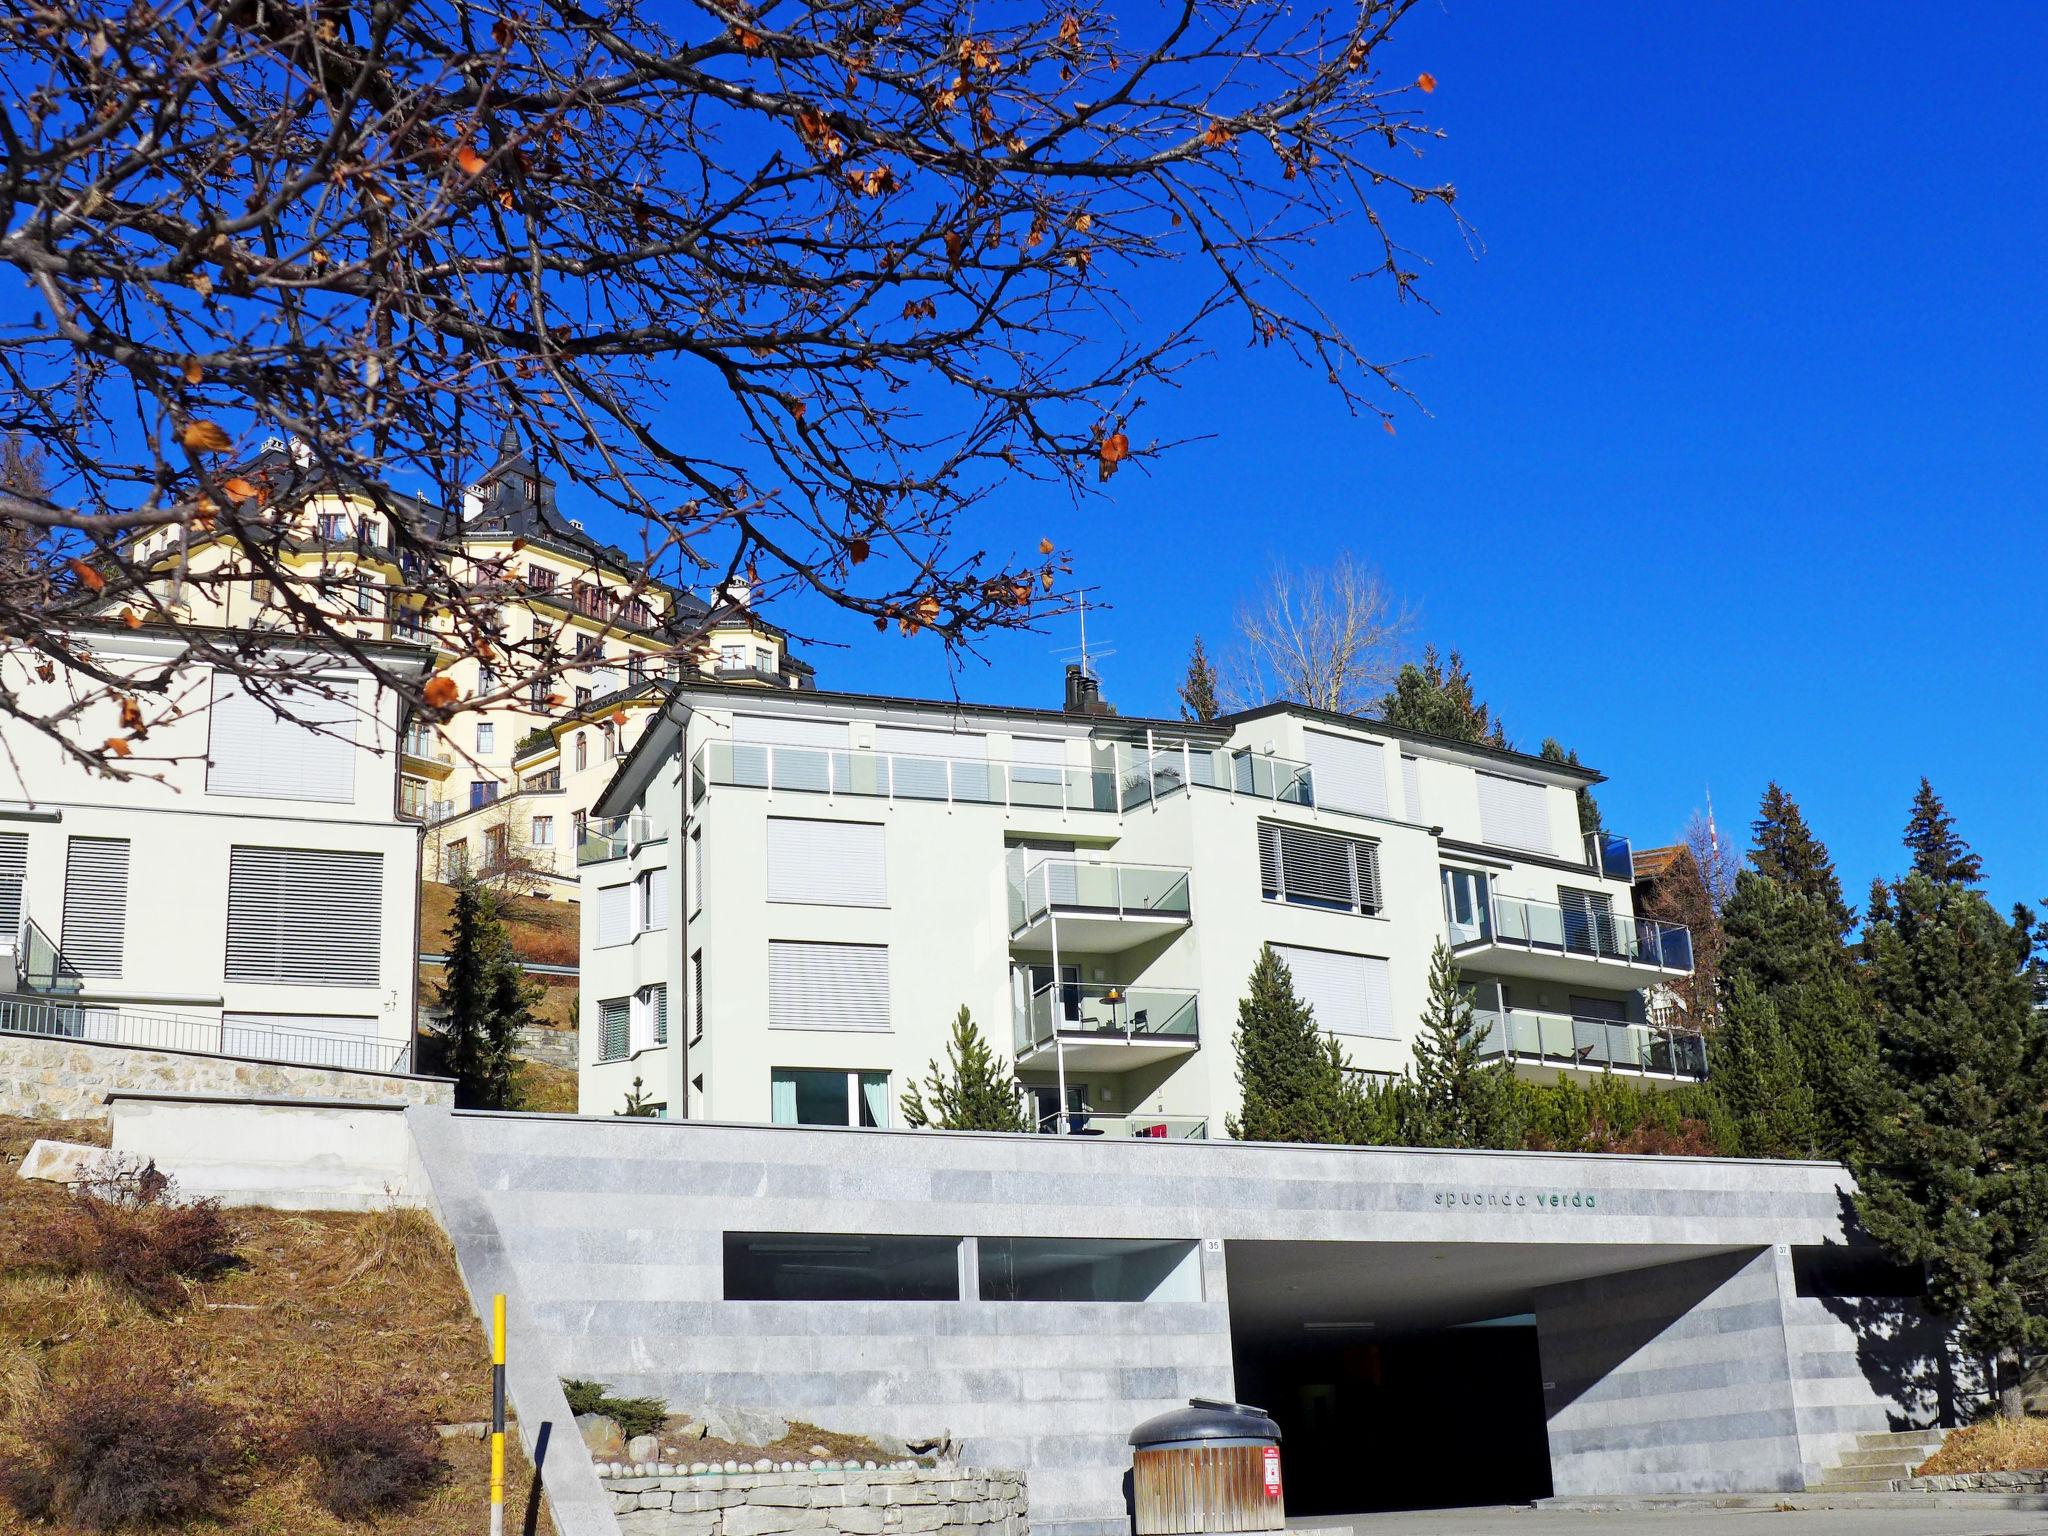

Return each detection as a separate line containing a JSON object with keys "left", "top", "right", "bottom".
{"left": 577, "top": 812, "right": 657, "bottom": 865}
{"left": 1462, "top": 893, "right": 1694, "bottom": 972}
{"left": 0, "top": 995, "right": 414, "bottom": 1073}
{"left": 1583, "top": 830, "right": 1635, "bottom": 882}
{"left": 1471, "top": 1006, "right": 1707, "bottom": 1082}
{"left": 1010, "top": 859, "right": 1191, "bottom": 932}
{"left": 1032, "top": 1110, "right": 1208, "bottom": 1140}
{"left": 1014, "top": 981, "right": 1199, "bottom": 1058}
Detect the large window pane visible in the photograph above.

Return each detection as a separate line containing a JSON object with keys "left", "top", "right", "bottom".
{"left": 772, "top": 1067, "right": 854, "bottom": 1126}
{"left": 978, "top": 1237, "right": 1201, "bottom": 1302}
{"left": 724, "top": 1233, "right": 960, "bottom": 1301}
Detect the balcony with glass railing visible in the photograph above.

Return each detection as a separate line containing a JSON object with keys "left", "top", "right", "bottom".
{"left": 1471, "top": 1006, "right": 1707, "bottom": 1083}
{"left": 1013, "top": 981, "right": 1200, "bottom": 1071}
{"left": 1448, "top": 892, "right": 1693, "bottom": 986}
{"left": 577, "top": 811, "right": 659, "bottom": 865}
{"left": 401, "top": 727, "right": 455, "bottom": 778}
{"left": 1009, "top": 859, "right": 1191, "bottom": 953}
{"left": 1030, "top": 1109, "right": 1208, "bottom": 1139}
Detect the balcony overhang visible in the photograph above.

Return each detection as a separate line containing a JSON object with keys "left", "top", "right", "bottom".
{"left": 1017, "top": 1030, "right": 1200, "bottom": 1074}
{"left": 402, "top": 750, "right": 455, "bottom": 781}
{"left": 1450, "top": 937, "right": 1690, "bottom": 990}
{"left": 1009, "top": 907, "right": 1191, "bottom": 955}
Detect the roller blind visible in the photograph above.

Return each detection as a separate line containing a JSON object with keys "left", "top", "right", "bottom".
{"left": 597, "top": 883, "right": 631, "bottom": 946}
{"left": 875, "top": 725, "right": 987, "bottom": 800}
{"left": 1304, "top": 730, "right": 1388, "bottom": 817}
{"left": 731, "top": 714, "right": 849, "bottom": 748}
{"left": 61, "top": 836, "right": 129, "bottom": 977}
{"left": 205, "top": 672, "right": 358, "bottom": 802}
{"left": 1259, "top": 822, "right": 1382, "bottom": 916}
{"left": 766, "top": 819, "right": 887, "bottom": 906}
{"left": 1271, "top": 944, "right": 1396, "bottom": 1040}
{"left": 0, "top": 831, "right": 25, "bottom": 939}
{"left": 1477, "top": 772, "right": 1552, "bottom": 854}
{"left": 1402, "top": 755, "right": 1423, "bottom": 822}
{"left": 768, "top": 940, "right": 890, "bottom": 1032}
{"left": 224, "top": 846, "right": 383, "bottom": 987}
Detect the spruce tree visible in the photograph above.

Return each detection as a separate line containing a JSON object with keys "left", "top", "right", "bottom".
{"left": 434, "top": 878, "right": 525, "bottom": 1108}
{"left": 1709, "top": 972, "right": 1820, "bottom": 1157}
{"left": 1376, "top": 647, "right": 1508, "bottom": 747}
{"left": 1852, "top": 872, "right": 2048, "bottom": 1418}
{"left": 617, "top": 1076, "right": 660, "bottom": 1117}
{"left": 1177, "top": 635, "right": 1221, "bottom": 723}
{"left": 1408, "top": 942, "right": 1518, "bottom": 1149}
{"left": 1904, "top": 777, "right": 1984, "bottom": 886}
{"left": 900, "top": 1007, "right": 1031, "bottom": 1131}
{"left": 1227, "top": 945, "right": 1353, "bottom": 1142}
{"left": 1749, "top": 782, "right": 1854, "bottom": 940}
{"left": 1539, "top": 739, "right": 1601, "bottom": 836}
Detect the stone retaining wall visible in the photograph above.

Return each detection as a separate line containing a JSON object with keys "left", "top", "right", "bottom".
{"left": 1894, "top": 1470, "right": 2048, "bottom": 1492}
{"left": 0, "top": 1031, "right": 453, "bottom": 1120}
{"left": 599, "top": 1464, "right": 1027, "bottom": 1536}
{"left": 515, "top": 1024, "right": 579, "bottom": 1070}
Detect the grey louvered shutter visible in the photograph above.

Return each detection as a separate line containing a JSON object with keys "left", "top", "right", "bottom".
{"left": 1558, "top": 887, "right": 1616, "bottom": 956}
{"left": 766, "top": 819, "right": 887, "bottom": 906}
{"left": 649, "top": 983, "right": 668, "bottom": 1044}
{"left": 0, "top": 831, "right": 26, "bottom": 939}
{"left": 225, "top": 846, "right": 382, "bottom": 986}
{"left": 768, "top": 941, "right": 890, "bottom": 1032}
{"left": 1263, "top": 823, "right": 1381, "bottom": 915}
{"left": 1354, "top": 839, "right": 1384, "bottom": 914}
{"left": 205, "top": 672, "right": 358, "bottom": 802}
{"left": 1258, "top": 824, "right": 1281, "bottom": 896}
{"left": 1304, "top": 730, "right": 1389, "bottom": 817}
{"left": 600, "top": 998, "right": 630, "bottom": 1059}
{"left": 1476, "top": 773, "right": 1552, "bottom": 854}
{"left": 61, "top": 836, "right": 130, "bottom": 977}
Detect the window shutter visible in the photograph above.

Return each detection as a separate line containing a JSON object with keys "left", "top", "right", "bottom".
{"left": 639, "top": 867, "right": 670, "bottom": 931}
{"left": 648, "top": 983, "right": 668, "bottom": 1045}
{"left": 1477, "top": 773, "right": 1552, "bottom": 854}
{"left": 600, "top": 997, "right": 630, "bottom": 1059}
{"left": 1401, "top": 755, "right": 1422, "bottom": 822}
{"left": 1272, "top": 944, "right": 1396, "bottom": 1040}
{"left": 691, "top": 952, "right": 704, "bottom": 1038}
{"left": 768, "top": 941, "right": 890, "bottom": 1031}
{"left": 0, "top": 831, "right": 26, "bottom": 939}
{"left": 731, "top": 715, "right": 848, "bottom": 747}
{"left": 731, "top": 714, "right": 846, "bottom": 792}
{"left": 874, "top": 725, "right": 990, "bottom": 800}
{"left": 224, "top": 846, "right": 382, "bottom": 986}
{"left": 61, "top": 837, "right": 129, "bottom": 977}
{"left": 597, "top": 884, "right": 631, "bottom": 946}
{"left": 206, "top": 672, "right": 358, "bottom": 802}
{"left": 1304, "top": 730, "right": 1388, "bottom": 817}
{"left": 1258, "top": 824, "right": 1281, "bottom": 895}
{"left": 1260, "top": 822, "right": 1382, "bottom": 916}
{"left": 1558, "top": 887, "right": 1616, "bottom": 955}
{"left": 766, "top": 819, "right": 886, "bottom": 906}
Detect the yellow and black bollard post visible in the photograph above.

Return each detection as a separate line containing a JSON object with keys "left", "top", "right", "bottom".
{"left": 490, "top": 1292, "right": 506, "bottom": 1536}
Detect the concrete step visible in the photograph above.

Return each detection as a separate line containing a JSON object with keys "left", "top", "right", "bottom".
{"left": 1812, "top": 1478, "right": 1907, "bottom": 1493}
{"left": 1836, "top": 1447, "right": 1937, "bottom": 1467}
{"left": 1854, "top": 1428, "right": 1948, "bottom": 1452}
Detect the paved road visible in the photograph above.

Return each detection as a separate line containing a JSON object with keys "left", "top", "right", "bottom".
{"left": 1290, "top": 1506, "right": 2048, "bottom": 1536}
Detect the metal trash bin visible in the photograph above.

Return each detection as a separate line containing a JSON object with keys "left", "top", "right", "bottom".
{"left": 1129, "top": 1397, "right": 1283, "bottom": 1534}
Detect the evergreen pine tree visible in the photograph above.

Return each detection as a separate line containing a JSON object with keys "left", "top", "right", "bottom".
{"left": 433, "top": 878, "right": 525, "bottom": 1109}
{"left": 1177, "top": 635, "right": 1221, "bottom": 723}
{"left": 1539, "top": 739, "right": 1601, "bottom": 837}
{"left": 1376, "top": 647, "right": 1508, "bottom": 747}
{"left": 1852, "top": 872, "right": 2048, "bottom": 1418}
{"left": 1749, "top": 782, "right": 1854, "bottom": 939}
{"left": 899, "top": 1007, "right": 1031, "bottom": 1131}
{"left": 1710, "top": 971, "right": 1820, "bottom": 1157}
{"left": 1904, "top": 777, "right": 1984, "bottom": 886}
{"left": 1227, "top": 945, "right": 1353, "bottom": 1142}
{"left": 1408, "top": 942, "right": 1519, "bottom": 1148}
{"left": 617, "top": 1076, "right": 660, "bottom": 1117}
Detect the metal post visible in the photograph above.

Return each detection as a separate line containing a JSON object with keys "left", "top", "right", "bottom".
{"left": 490, "top": 1291, "right": 506, "bottom": 1536}
{"left": 1049, "top": 911, "right": 1068, "bottom": 1135}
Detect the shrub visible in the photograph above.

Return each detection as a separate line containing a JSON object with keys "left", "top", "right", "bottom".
{"left": 32, "top": 1159, "right": 238, "bottom": 1311}
{"left": 0, "top": 1354, "right": 248, "bottom": 1531}
{"left": 286, "top": 1385, "right": 448, "bottom": 1519}
{"left": 561, "top": 1378, "right": 668, "bottom": 1439}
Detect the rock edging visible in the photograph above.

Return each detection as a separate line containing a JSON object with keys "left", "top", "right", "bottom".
{"left": 598, "top": 1462, "right": 1026, "bottom": 1536}
{"left": 1891, "top": 1469, "right": 2048, "bottom": 1493}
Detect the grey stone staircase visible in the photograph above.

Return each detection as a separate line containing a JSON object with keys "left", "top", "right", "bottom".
{"left": 1810, "top": 1428, "right": 1952, "bottom": 1492}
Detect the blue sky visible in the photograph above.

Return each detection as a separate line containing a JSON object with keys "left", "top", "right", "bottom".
{"left": 749, "top": 2, "right": 2048, "bottom": 917}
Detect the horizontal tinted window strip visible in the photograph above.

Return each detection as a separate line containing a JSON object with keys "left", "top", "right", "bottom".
{"left": 978, "top": 1237, "right": 1201, "bottom": 1303}
{"left": 723, "top": 1232, "right": 960, "bottom": 1301}
{"left": 1791, "top": 1246, "right": 1925, "bottom": 1300}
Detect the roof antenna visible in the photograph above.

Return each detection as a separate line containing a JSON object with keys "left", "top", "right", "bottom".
{"left": 1049, "top": 586, "right": 1112, "bottom": 679}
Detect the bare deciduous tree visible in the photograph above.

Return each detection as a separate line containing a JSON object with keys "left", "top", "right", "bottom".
{"left": 0, "top": 0, "right": 1462, "bottom": 776}
{"left": 1222, "top": 554, "right": 1414, "bottom": 715}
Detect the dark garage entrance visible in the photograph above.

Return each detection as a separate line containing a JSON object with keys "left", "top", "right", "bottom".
{"left": 1222, "top": 1238, "right": 1753, "bottom": 1515}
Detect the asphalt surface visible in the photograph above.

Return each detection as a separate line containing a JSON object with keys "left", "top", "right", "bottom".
{"left": 1289, "top": 1506, "right": 2048, "bottom": 1535}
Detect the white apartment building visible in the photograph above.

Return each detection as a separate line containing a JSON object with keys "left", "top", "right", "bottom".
{"left": 0, "top": 624, "right": 431, "bottom": 1071}
{"left": 577, "top": 671, "right": 1698, "bottom": 1130}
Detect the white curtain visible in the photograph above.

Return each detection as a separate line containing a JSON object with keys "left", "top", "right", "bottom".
{"left": 770, "top": 1072, "right": 799, "bottom": 1125}
{"left": 859, "top": 1073, "right": 889, "bottom": 1128}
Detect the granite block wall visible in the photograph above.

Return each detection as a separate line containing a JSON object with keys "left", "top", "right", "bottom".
{"left": 600, "top": 1464, "right": 1026, "bottom": 1536}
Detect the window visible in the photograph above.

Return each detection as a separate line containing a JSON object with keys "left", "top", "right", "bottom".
{"left": 572, "top": 809, "right": 588, "bottom": 846}
{"left": 723, "top": 1233, "right": 959, "bottom": 1302}
{"left": 446, "top": 839, "right": 469, "bottom": 879}
{"left": 531, "top": 815, "right": 554, "bottom": 847}
{"left": 1270, "top": 943, "right": 1396, "bottom": 1040}
{"left": 61, "top": 836, "right": 129, "bottom": 977}
{"left": 575, "top": 633, "right": 601, "bottom": 660}
{"left": 690, "top": 951, "right": 704, "bottom": 1039}
{"left": 1259, "top": 822, "right": 1382, "bottom": 916}
{"left": 599, "top": 997, "right": 630, "bottom": 1061}
{"left": 1558, "top": 887, "right": 1619, "bottom": 956}
{"left": 574, "top": 732, "right": 588, "bottom": 771}
{"left": 1401, "top": 754, "right": 1422, "bottom": 822}
{"left": 601, "top": 721, "right": 618, "bottom": 759}
{"left": 205, "top": 673, "right": 357, "bottom": 803}
{"left": 468, "top": 781, "right": 498, "bottom": 810}
{"left": 768, "top": 941, "right": 889, "bottom": 1032}
{"left": 575, "top": 686, "right": 593, "bottom": 710}
{"left": 755, "top": 647, "right": 774, "bottom": 671}
{"left": 719, "top": 643, "right": 746, "bottom": 671}
{"left": 476, "top": 721, "right": 496, "bottom": 754}
{"left": 1477, "top": 772, "right": 1552, "bottom": 854}
{"left": 597, "top": 884, "right": 631, "bottom": 947}
{"left": 225, "top": 846, "right": 383, "bottom": 987}
{"left": 354, "top": 574, "right": 375, "bottom": 614}
{"left": 637, "top": 867, "right": 669, "bottom": 932}
{"left": 770, "top": 1068, "right": 890, "bottom": 1128}
{"left": 979, "top": 1238, "right": 1200, "bottom": 1303}
{"left": 0, "top": 831, "right": 26, "bottom": 940}
{"left": 317, "top": 511, "right": 350, "bottom": 541}
{"left": 640, "top": 983, "right": 668, "bottom": 1047}
{"left": 1442, "top": 867, "right": 1491, "bottom": 944}
{"left": 480, "top": 664, "right": 501, "bottom": 694}
{"left": 529, "top": 679, "right": 550, "bottom": 709}
{"left": 483, "top": 826, "right": 508, "bottom": 869}
{"left": 527, "top": 564, "right": 556, "bottom": 592}
{"left": 766, "top": 819, "right": 885, "bottom": 906}
{"left": 400, "top": 779, "right": 429, "bottom": 818}
{"left": 690, "top": 829, "right": 703, "bottom": 912}
{"left": 1303, "top": 729, "right": 1389, "bottom": 817}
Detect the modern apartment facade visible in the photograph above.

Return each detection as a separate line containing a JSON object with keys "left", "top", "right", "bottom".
{"left": 577, "top": 673, "right": 1697, "bottom": 1126}
{"left": 0, "top": 624, "right": 431, "bottom": 1070}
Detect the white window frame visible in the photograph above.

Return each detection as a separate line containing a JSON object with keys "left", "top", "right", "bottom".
{"left": 531, "top": 815, "right": 554, "bottom": 847}
{"left": 637, "top": 866, "right": 670, "bottom": 933}
{"left": 770, "top": 1067, "right": 891, "bottom": 1128}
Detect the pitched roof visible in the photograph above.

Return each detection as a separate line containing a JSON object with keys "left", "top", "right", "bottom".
{"left": 1631, "top": 844, "right": 1691, "bottom": 883}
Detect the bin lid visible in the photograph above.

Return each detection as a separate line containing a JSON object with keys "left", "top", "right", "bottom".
{"left": 1129, "top": 1398, "right": 1281, "bottom": 1448}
